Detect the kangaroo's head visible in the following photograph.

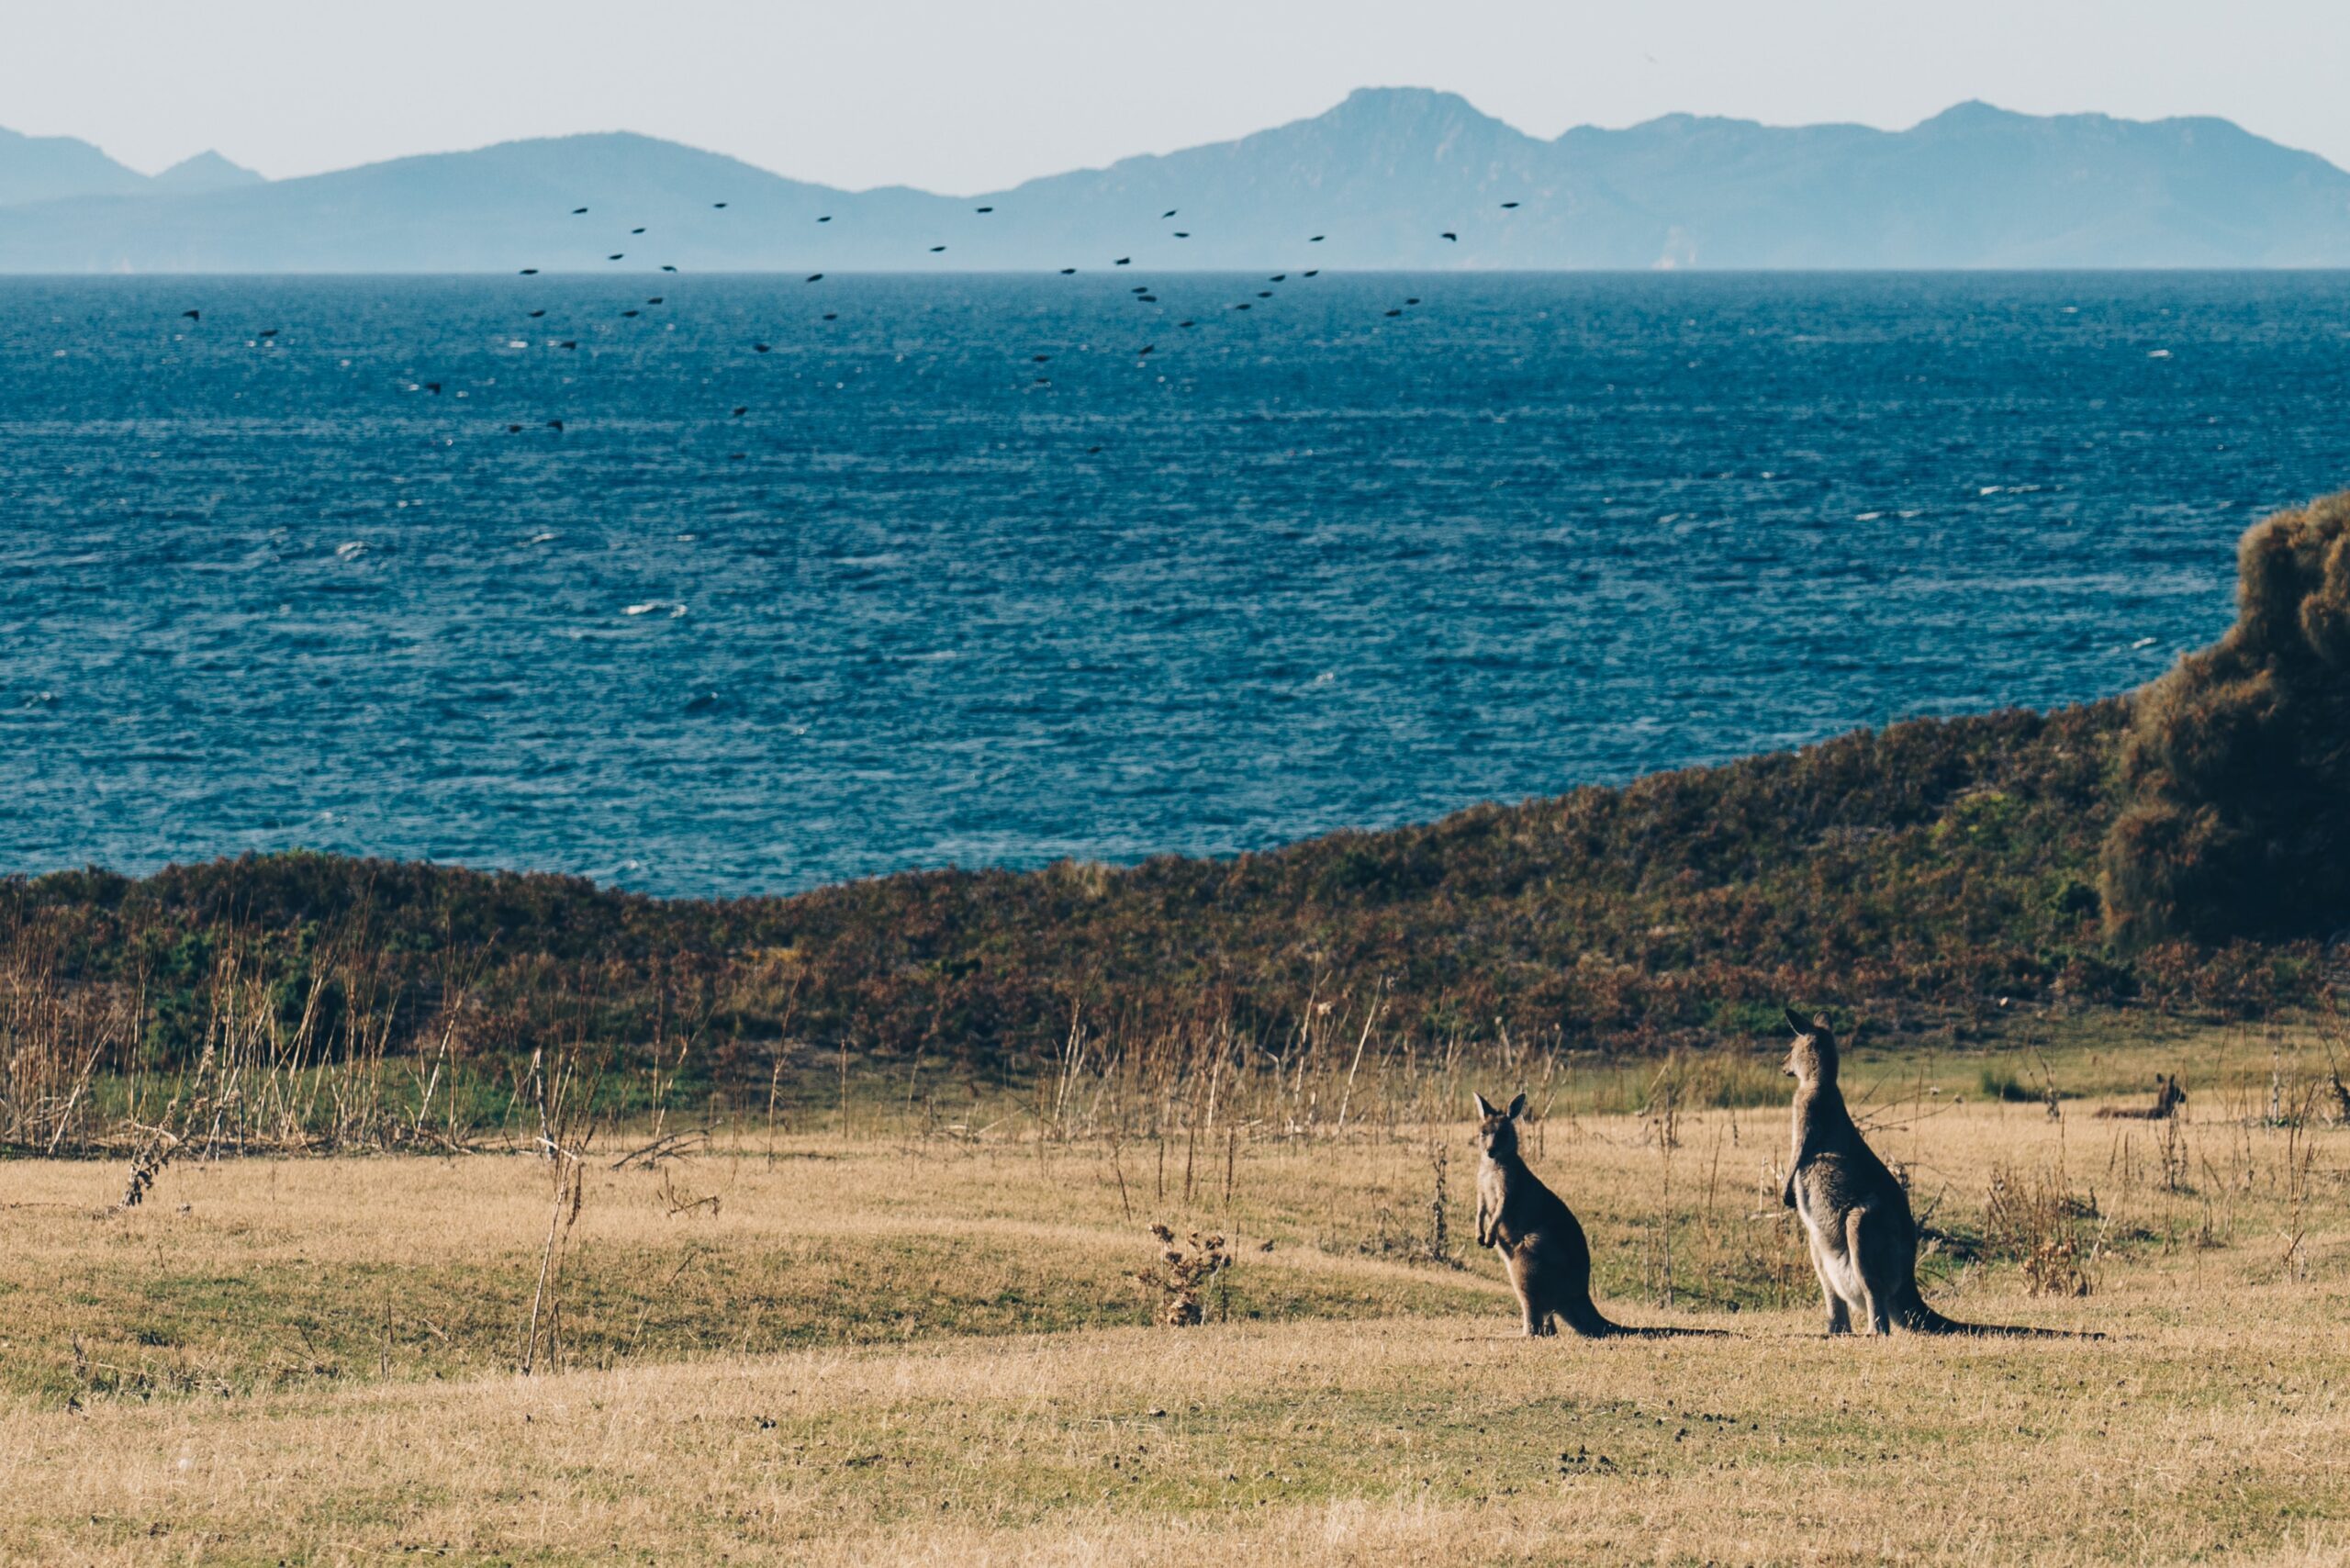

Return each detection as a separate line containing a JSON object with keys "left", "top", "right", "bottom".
{"left": 2154, "top": 1073, "right": 2187, "bottom": 1114}
{"left": 1781, "top": 1005, "right": 1839, "bottom": 1088}
{"left": 1472, "top": 1092, "right": 1527, "bottom": 1158}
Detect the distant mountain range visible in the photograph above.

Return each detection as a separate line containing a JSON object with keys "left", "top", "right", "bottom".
{"left": 6, "top": 89, "right": 2350, "bottom": 272}
{"left": 0, "top": 126, "right": 263, "bottom": 208}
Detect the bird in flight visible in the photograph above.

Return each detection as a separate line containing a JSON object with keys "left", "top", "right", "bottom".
{"left": 547, "top": 419, "right": 565, "bottom": 431}
{"left": 818, "top": 216, "right": 832, "bottom": 223}
{"left": 181, "top": 309, "right": 199, "bottom": 320}
{"left": 1501, "top": 201, "right": 1520, "bottom": 209}
{"left": 1309, "top": 235, "right": 1325, "bottom": 242}
{"left": 807, "top": 274, "right": 823, "bottom": 283}
{"left": 1113, "top": 257, "right": 1131, "bottom": 266}
{"left": 519, "top": 267, "right": 539, "bottom": 275}
{"left": 1161, "top": 209, "right": 1178, "bottom": 218}
{"left": 976, "top": 206, "right": 993, "bottom": 213}
{"left": 528, "top": 309, "right": 545, "bottom": 318}
{"left": 632, "top": 227, "right": 645, "bottom": 235}
{"left": 733, "top": 406, "right": 748, "bottom": 417}
{"left": 571, "top": 207, "right": 588, "bottom": 215}
{"left": 1441, "top": 231, "right": 1458, "bottom": 241}
{"left": 661, "top": 264, "right": 678, "bottom": 273}
{"left": 712, "top": 202, "right": 729, "bottom": 209}
{"left": 930, "top": 246, "right": 946, "bottom": 252}
{"left": 608, "top": 253, "right": 624, "bottom": 261}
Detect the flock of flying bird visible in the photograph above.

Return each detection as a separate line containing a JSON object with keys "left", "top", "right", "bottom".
{"left": 171, "top": 196, "right": 1527, "bottom": 444}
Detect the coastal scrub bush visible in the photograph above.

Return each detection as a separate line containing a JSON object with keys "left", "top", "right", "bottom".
{"left": 2102, "top": 491, "right": 2350, "bottom": 945}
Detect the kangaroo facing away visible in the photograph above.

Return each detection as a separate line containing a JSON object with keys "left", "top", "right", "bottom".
{"left": 2093, "top": 1073, "right": 2188, "bottom": 1120}
{"left": 1781, "top": 1007, "right": 2099, "bottom": 1338}
{"left": 1473, "top": 1092, "right": 1721, "bottom": 1339}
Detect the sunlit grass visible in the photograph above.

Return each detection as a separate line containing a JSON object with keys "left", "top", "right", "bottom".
{"left": 2, "top": 1025, "right": 2344, "bottom": 1562}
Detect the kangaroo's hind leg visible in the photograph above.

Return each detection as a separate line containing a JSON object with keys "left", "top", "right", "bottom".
{"left": 1848, "top": 1205, "right": 1905, "bottom": 1336}
{"left": 1804, "top": 1223, "right": 1852, "bottom": 1334}
{"left": 1505, "top": 1254, "right": 1553, "bottom": 1337}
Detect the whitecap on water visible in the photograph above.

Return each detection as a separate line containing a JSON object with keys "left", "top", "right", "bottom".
{"left": 334, "top": 541, "right": 367, "bottom": 560}
{"left": 623, "top": 601, "right": 689, "bottom": 618}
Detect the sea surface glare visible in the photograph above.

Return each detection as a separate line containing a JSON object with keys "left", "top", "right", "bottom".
{"left": 5, "top": 273, "right": 2347, "bottom": 896}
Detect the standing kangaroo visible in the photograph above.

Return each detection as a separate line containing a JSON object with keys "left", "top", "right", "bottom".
{"left": 1780, "top": 1007, "right": 2098, "bottom": 1338}
{"left": 2093, "top": 1073, "right": 2187, "bottom": 1120}
{"left": 1473, "top": 1092, "right": 1720, "bottom": 1339}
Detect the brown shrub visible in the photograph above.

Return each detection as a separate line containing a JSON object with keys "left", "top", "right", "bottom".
{"left": 2103, "top": 491, "right": 2350, "bottom": 945}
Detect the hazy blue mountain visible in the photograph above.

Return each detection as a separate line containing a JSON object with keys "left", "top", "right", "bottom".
{"left": 0, "top": 126, "right": 151, "bottom": 207}
{"left": 1560, "top": 101, "right": 2350, "bottom": 266}
{"left": 5, "top": 89, "right": 2350, "bottom": 271}
{"left": 151, "top": 151, "right": 265, "bottom": 195}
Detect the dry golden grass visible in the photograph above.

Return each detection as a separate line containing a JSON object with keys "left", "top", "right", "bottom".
{"left": 2, "top": 1032, "right": 2346, "bottom": 1564}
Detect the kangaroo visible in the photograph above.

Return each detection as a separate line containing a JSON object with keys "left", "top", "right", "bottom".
{"left": 1473, "top": 1092, "right": 1721, "bottom": 1339}
{"left": 2093, "top": 1073, "right": 2187, "bottom": 1120}
{"left": 1780, "top": 1007, "right": 2099, "bottom": 1338}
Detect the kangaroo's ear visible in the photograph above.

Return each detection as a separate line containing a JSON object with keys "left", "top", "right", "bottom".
{"left": 1507, "top": 1092, "right": 1528, "bottom": 1119}
{"left": 1810, "top": 1012, "right": 1833, "bottom": 1036}
{"left": 1784, "top": 1004, "right": 1810, "bottom": 1036}
{"left": 1472, "top": 1092, "right": 1498, "bottom": 1119}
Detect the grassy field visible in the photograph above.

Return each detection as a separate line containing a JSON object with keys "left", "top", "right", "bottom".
{"left": 3, "top": 1024, "right": 2347, "bottom": 1564}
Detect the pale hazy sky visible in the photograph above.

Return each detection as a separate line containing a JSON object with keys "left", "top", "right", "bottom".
{"left": 6, "top": 0, "right": 2346, "bottom": 192}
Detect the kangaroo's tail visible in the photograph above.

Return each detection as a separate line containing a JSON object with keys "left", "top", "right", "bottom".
{"left": 1560, "top": 1298, "right": 1730, "bottom": 1340}
{"left": 1894, "top": 1284, "right": 2103, "bottom": 1340}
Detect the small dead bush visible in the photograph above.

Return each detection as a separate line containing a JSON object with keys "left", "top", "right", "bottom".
{"left": 1137, "top": 1224, "right": 1231, "bottom": 1327}
{"left": 1983, "top": 1163, "right": 2103, "bottom": 1297}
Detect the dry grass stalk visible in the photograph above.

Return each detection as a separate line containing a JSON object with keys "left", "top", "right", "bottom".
{"left": 518, "top": 1043, "right": 598, "bottom": 1374}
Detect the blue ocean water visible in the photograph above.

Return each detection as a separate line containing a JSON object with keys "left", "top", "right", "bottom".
{"left": 4, "top": 273, "right": 2347, "bottom": 897}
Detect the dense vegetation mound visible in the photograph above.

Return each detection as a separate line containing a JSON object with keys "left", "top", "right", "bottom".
{"left": 4, "top": 700, "right": 2316, "bottom": 1085}
{"left": 2102, "top": 491, "right": 2350, "bottom": 946}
